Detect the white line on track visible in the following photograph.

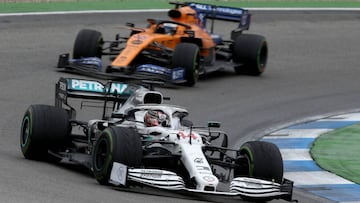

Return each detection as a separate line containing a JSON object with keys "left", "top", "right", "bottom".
{"left": 1, "top": 8, "right": 360, "bottom": 17}
{"left": 267, "top": 129, "right": 332, "bottom": 139}
{"left": 285, "top": 171, "right": 354, "bottom": 185}
{"left": 280, "top": 149, "right": 312, "bottom": 160}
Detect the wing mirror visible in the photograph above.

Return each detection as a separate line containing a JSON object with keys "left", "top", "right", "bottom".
{"left": 111, "top": 113, "right": 125, "bottom": 119}
{"left": 208, "top": 121, "right": 221, "bottom": 128}
{"left": 126, "top": 22, "right": 135, "bottom": 27}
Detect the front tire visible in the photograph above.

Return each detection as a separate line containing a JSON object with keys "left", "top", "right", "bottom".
{"left": 92, "top": 127, "right": 142, "bottom": 185}
{"left": 234, "top": 141, "right": 283, "bottom": 184}
{"left": 172, "top": 43, "right": 200, "bottom": 87}
{"left": 20, "top": 105, "right": 70, "bottom": 161}
{"left": 73, "top": 29, "right": 103, "bottom": 59}
{"left": 233, "top": 34, "right": 268, "bottom": 76}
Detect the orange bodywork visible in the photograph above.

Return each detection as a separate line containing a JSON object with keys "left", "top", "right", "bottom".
{"left": 111, "top": 6, "right": 215, "bottom": 68}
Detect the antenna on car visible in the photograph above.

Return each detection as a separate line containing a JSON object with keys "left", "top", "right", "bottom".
{"left": 210, "top": 5, "right": 216, "bottom": 34}
{"left": 189, "top": 124, "right": 193, "bottom": 145}
{"left": 102, "top": 82, "right": 113, "bottom": 120}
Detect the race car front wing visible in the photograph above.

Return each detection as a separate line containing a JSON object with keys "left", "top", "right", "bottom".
{"left": 57, "top": 54, "right": 186, "bottom": 85}
{"left": 109, "top": 162, "right": 294, "bottom": 201}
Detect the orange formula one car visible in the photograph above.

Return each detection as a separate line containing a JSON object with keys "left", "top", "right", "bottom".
{"left": 57, "top": 2, "right": 268, "bottom": 86}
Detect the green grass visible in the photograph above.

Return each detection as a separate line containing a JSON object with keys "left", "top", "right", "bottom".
{"left": 311, "top": 124, "right": 360, "bottom": 184}
{"left": 0, "top": 0, "right": 360, "bottom": 13}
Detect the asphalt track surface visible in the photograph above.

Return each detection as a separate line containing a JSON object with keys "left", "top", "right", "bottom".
{"left": 0, "top": 10, "right": 360, "bottom": 203}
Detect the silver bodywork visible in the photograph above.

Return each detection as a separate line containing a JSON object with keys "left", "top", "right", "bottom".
{"left": 87, "top": 88, "right": 293, "bottom": 199}
{"left": 50, "top": 78, "right": 293, "bottom": 201}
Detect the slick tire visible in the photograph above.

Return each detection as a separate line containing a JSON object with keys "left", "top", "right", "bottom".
{"left": 20, "top": 105, "right": 70, "bottom": 162}
{"left": 73, "top": 29, "right": 103, "bottom": 59}
{"left": 234, "top": 141, "right": 283, "bottom": 184}
{"left": 233, "top": 34, "right": 268, "bottom": 76}
{"left": 92, "top": 127, "right": 142, "bottom": 185}
{"left": 172, "top": 43, "right": 200, "bottom": 87}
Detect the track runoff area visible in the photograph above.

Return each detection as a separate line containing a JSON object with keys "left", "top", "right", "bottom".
{"left": 262, "top": 112, "right": 360, "bottom": 203}
{"left": 1, "top": 1, "right": 360, "bottom": 202}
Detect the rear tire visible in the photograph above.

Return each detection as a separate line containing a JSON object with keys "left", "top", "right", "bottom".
{"left": 92, "top": 127, "right": 142, "bottom": 185}
{"left": 73, "top": 29, "right": 103, "bottom": 59}
{"left": 20, "top": 105, "right": 70, "bottom": 162}
{"left": 233, "top": 34, "right": 268, "bottom": 76}
{"left": 172, "top": 43, "right": 200, "bottom": 87}
{"left": 234, "top": 141, "right": 283, "bottom": 184}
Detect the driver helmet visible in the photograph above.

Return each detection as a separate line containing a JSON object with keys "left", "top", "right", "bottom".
{"left": 144, "top": 110, "right": 169, "bottom": 127}
{"left": 163, "top": 23, "right": 178, "bottom": 35}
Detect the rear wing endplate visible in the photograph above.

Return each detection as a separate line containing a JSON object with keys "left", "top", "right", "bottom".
{"left": 183, "top": 2, "right": 251, "bottom": 30}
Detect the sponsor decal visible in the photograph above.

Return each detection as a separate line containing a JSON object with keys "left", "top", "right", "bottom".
{"left": 178, "top": 131, "right": 197, "bottom": 140}
{"left": 110, "top": 162, "right": 127, "bottom": 186}
{"left": 116, "top": 165, "right": 127, "bottom": 182}
{"left": 68, "top": 79, "right": 129, "bottom": 94}
{"left": 118, "top": 56, "right": 127, "bottom": 62}
{"left": 244, "top": 182, "right": 263, "bottom": 188}
{"left": 241, "top": 10, "right": 248, "bottom": 26}
{"left": 140, "top": 173, "right": 162, "bottom": 179}
{"left": 137, "top": 65, "right": 184, "bottom": 82}
{"left": 140, "top": 170, "right": 163, "bottom": 179}
{"left": 57, "top": 92, "right": 66, "bottom": 101}
{"left": 189, "top": 3, "right": 245, "bottom": 23}
{"left": 203, "top": 176, "right": 215, "bottom": 182}
{"left": 189, "top": 3, "right": 243, "bottom": 15}
{"left": 110, "top": 83, "right": 129, "bottom": 94}
{"left": 129, "top": 34, "right": 148, "bottom": 45}
{"left": 57, "top": 81, "right": 67, "bottom": 101}
{"left": 196, "top": 166, "right": 210, "bottom": 171}
{"left": 136, "top": 34, "right": 148, "bottom": 41}
{"left": 71, "top": 57, "right": 102, "bottom": 68}
{"left": 70, "top": 79, "right": 104, "bottom": 92}
{"left": 194, "top": 157, "right": 203, "bottom": 164}
{"left": 132, "top": 40, "right": 143, "bottom": 45}
{"left": 137, "top": 64, "right": 171, "bottom": 75}
{"left": 59, "top": 81, "right": 66, "bottom": 91}
{"left": 199, "top": 171, "right": 212, "bottom": 175}
{"left": 172, "top": 68, "right": 185, "bottom": 80}
{"left": 216, "top": 7, "right": 243, "bottom": 15}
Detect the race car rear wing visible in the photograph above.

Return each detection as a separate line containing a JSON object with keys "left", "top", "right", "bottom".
{"left": 55, "top": 77, "right": 142, "bottom": 119}
{"left": 172, "top": 2, "right": 251, "bottom": 32}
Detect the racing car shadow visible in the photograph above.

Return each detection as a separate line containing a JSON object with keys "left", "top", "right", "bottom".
{"left": 56, "top": 161, "right": 95, "bottom": 178}
{"left": 200, "top": 70, "right": 235, "bottom": 80}
{"left": 52, "top": 161, "right": 260, "bottom": 203}
{"left": 19, "top": 143, "right": 270, "bottom": 203}
{"left": 113, "top": 185, "right": 266, "bottom": 203}
{"left": 199, "top": 70, "right": 259, "bottom": 83}
{"left": 57, "top": 68, "right": 261, "bottom": 90}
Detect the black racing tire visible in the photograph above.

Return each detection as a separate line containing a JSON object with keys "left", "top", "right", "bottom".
{"left": 20, "top": 105, "right": 70, "bottom": 161}
{"left": 234, "top": 141, "right": 283, "bottom": 184}
{"left": 233, "top": 34, "right": 268, "bottom": 76}
{"left": 92, "top": 127, "right": 142, "bottom": 185}
{"left": 73, "top": 29, "right": 103, "bottom": 59}
{"left": 172, "top": 43, "right": 200, "bottom": 87}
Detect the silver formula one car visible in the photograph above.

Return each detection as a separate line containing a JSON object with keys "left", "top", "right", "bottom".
{"left": 20, "top": 78, "right": 292, "bottom": 202}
